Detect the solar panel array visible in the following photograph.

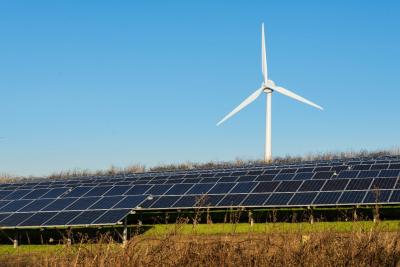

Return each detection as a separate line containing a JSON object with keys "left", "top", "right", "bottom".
{"left": 1, "top": 156, "right": 400, "bottom": 228}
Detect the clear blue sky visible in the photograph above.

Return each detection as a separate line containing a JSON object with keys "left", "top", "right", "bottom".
{"left": 1, "top": 1, "right": 399, "bottom": 176}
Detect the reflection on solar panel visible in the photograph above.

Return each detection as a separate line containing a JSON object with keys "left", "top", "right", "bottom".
{"left": 0, "top": 155, "right": 400, "bottom": 228}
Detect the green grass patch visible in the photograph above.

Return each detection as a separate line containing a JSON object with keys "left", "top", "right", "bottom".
{"left": 142, "top": 220, "right": 400, "bottom": 236}
{"left": 0, "top": 244, "right": 63, "bottom": 255}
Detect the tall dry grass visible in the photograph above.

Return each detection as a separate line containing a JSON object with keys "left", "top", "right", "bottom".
{"left": 1, "top": 225, "right": 400, "bottom": 267}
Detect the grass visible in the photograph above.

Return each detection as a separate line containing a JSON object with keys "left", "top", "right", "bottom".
{"left": 0, "top": 244, "right": 63, "bottom": 254}
{"left": 142, "top": 220, "right": 400, "bottom": 236}
{"left": 0, "top": 222, "right": 400, "bottom": 266}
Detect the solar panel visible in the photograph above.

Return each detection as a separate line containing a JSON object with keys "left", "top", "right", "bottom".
{"left": 371, "top": 178, "right": 397, "bottom": 190}
{"left": 289, "top": 192, "right": 317, "bottom": 205}
{"left": 64, "top": 197, "right": 100, "bottom": 210}
{"left": 18, "top": 212, "right": 58, "bottom": 227}
{"left": 0, "top": 213, "right": 34, "bottom": 227}
{"left": 242, "top": 194, "right": 270, "bottom": 206}
{"left": 165, "top": 184, "right": 193, "bottom": 195}
{"left": 93, "top": 209, "right": 130, "bottom": 224}
{"left": 265, "top": 193, "right": 292, "bottom": 206}
{"left": 217, "top": 194, "right": 247, "bottom": 206}
{"left": 230, "top": 182, "right": 256, "bottom": 193}
{"left": 0, "top": 200, "right": 32, "bottom": 212}
{"left": 68, "top": 210, "right": 106, "bottom": 225}
{"left": 252, "top": 182, "right": 279, "bottom": 193}
{"left": 313, "top": 191, "right": 341, "bottom": 205}
{"left": 322, "top": 179, "right": 349, "bottom": 191}
{"left": 346, "top": 178, "right": 373, "bottom": 190}
{"left": 298, "top": 180, "right": 325, "bottom": 192}
{"left": 338, "top": 191, "right": 366, "bottom": 204}
{"left": 186, "top": 183, "right": 214, "bottom": 194}
{"left": 173, "top": 195, "right": 198, "bottom": 208}
{"left": 363, "top": 190, "right": 391, "bottom": 204}
{"left": 2, "top": 155, "right": 400, "bottom": 229}
{"left": 208, "top": 183, "right": 235, "bottom": 194}
{"left": 44, "top": 211, "right": 82, "bottom": 226}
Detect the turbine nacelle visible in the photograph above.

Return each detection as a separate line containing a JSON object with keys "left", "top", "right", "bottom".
{"left": 263, "top": 80, "right": 275, "bottom": 93}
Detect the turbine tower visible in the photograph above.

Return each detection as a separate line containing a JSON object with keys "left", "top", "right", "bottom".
{"left": 217, "top": 23, "right": 323, "bottom": 163}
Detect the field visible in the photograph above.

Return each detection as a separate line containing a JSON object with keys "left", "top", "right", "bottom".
{"left": 1, "top": 220, "right": 400, "bottom": 266}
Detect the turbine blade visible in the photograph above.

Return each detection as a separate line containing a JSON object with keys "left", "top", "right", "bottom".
{"left": 271, "top": 85, "right": 323, "bottom": 110}
{"left": 261, "top": 23, "right": 268, "bottom": 83}
{"left": 217, "top": 87, "right": 264, "bottom": 126}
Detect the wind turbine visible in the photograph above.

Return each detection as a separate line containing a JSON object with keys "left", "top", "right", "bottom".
{"left": 217, "top": 23, "right": 323, "bottom": 163}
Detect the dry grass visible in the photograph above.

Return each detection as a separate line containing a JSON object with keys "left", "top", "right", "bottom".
{"left": 1, "top": 225, "right": 400, "bottom": 267}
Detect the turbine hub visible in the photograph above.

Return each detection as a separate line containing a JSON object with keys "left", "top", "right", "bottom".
{"left": 263, "top": 80, "right": 275, "bottom": 93}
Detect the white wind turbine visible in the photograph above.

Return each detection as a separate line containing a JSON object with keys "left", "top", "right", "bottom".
{"left": 217, "top": 23, "right": 323, "bottom": 163}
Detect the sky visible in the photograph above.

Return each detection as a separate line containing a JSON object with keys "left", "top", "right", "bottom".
{"left": 0, "top": 1, "right": 399, "bottom": 176}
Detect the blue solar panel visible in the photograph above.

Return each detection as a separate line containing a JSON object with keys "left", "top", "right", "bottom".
{"left": 186, "top": 183, "right": 214, "bottom": 194}
{"left": 150, "top": 196, "right": 181, "bottom": 208}
{"left": 64, "top": 197, "right": 100, "bottom": 210}
{"left": 125, "top": 185, "right": 152, "bottom": 195}
{"left": 165, "top": 184, "right": 193, "bottom": 195}
{"left": 275, "top": 181, "right": 302, "bottom": 192}
{"left": 4, "top": 190, "right": 32, "bottom": 200}
{"left": 252, "top": 182, "right": 279, "bottom": 193}
{"left": 322, "top": 179, "right": 349, "bottom": 191}
{"left": 313, "top": 191, "right": 341, "bottom": 205}
{"left": 217, "top": 194, "right": 247, "bottom": 206}
{"left": 84, "top": 186, "right": 113, "bottom": 197}
{"left": 103, "top": 186, "right": 131, "bottom": 196}
{"left": 89, "top": 196, "right": 124, "bottom": 209}
{"left": 44, "top": 211, "right": 82, "bottom": 226}
{"left": 19, "top": 199, "right": 55, "bottom": 212}
{"left": 390, "top": 190, "right": 400, "bottom": 202}
{"left": 363, "top": 190, "right": 391, "bottom": 203}
{"left": 173, "top": 195, "right": 198, "bottom": 208}
{"left": 146, "top": 184, "right": 173, "bottom": 195}
{"left": 274, "top": 173, "right": 295, "bottom": 181}
{"left": 338, "top": 191, "right": 366, "bottom": 204}
{"left": 68, "top": 210, "right": 106, "bottom": 225}
{"left": 242, "top": 194, "right": 270, "bottom": 206}
{"left": 65, "top": 187, "right": 92, "bottom": 198}
{"left": 22, "top": 189, "right": 50, "bottom": 199}
{"left": 265, "top": 193, "right": 292, "bottom": 205}
{"left": 0, "top": 200, "right": 32, "bottom": 212}
{"left": 93, "top": 209, "right": 130, "bottom": 224}
{"left": 208, "top": 183, "right": 235, "bottom": 194}
{"left": 371, "top": 178, "right": 397, "bottom": 190}
{"left": 0, "top": 213, "right": 34, "bottom": 227}
{"left": 18, "top": 212, "right": 57, "bottom": 227}
{"left": 0, "top": 190, "right": 12, "bottom": 199}
{"left": 298, "top": 180, "right": 325, "bottom": 192}
{"left": 114, "top": 195, "right": 145, "bottom": 209}
{"left": 293, "top": 172, "right": 314, "bottom": 180}
{"left": 230, "top": 182, "right": 256, "bottom": 193}
{"left": 42, "top": 198, "right": 77, "bottom": 211}
{"left": 289, "top": 192, "right": 317, "bottom": 205}
{"left": 40, "top": 188, "right": 69, "bottom": 199}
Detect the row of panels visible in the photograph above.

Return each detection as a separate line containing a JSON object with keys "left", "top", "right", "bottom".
{"left": 0, "top": 177, "right": 399, "bottom": 202}
{"left": 1, "top": 188, "right": 400, "bottom": 227}
{"left": 1, "top": 168, "right": 399, "bottom": 192}
{"left": 0, "top": 209, "right": 130, "bottom": 228}
{"left": 0, "top": 195, "right": 146, "bottom": 213}
{"left": 2, "top": 158, "right": 400, "bottom": 189}
{"left": 137, "top": 189, "right": 400, "bottom": 209}
{"left": 0, "top": 178, "right": 399, "bottom": 214}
